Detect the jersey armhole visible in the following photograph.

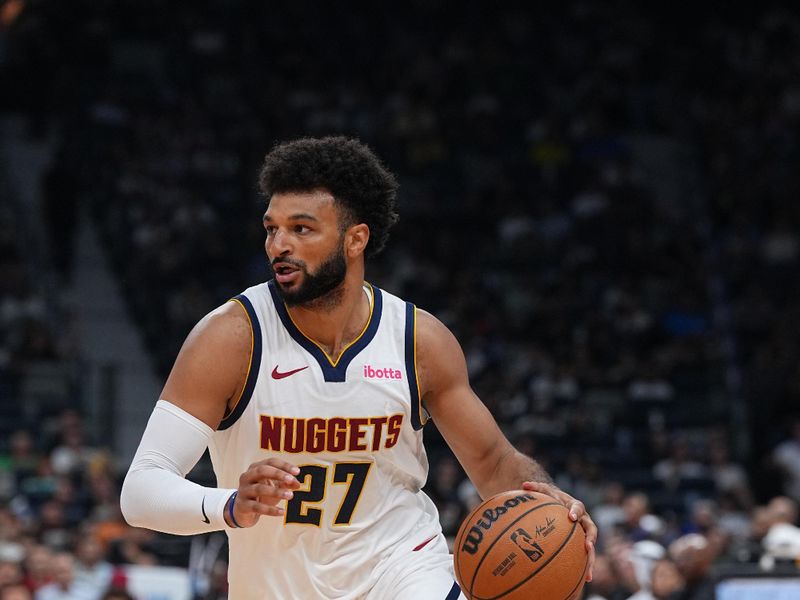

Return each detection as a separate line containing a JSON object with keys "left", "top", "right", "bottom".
{"left": 405, "top": 302, "right": 428, "bottom": 430}
{"left": 219, "top": 294, "right": 262, "bottom": 431}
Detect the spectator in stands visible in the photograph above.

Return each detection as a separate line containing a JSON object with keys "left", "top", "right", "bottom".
{"left": 667, "top": 534, "right": 716, "bottom": 600}
{"left": 90, "top": 511, "right": 127, "bottom": 561}
{"left": 583, "top": 553, "right": 628, "bottom": 600}
{"left": 17, "top": 456, "right": 59, "bottom": 519}
{"left": 619, "top": 492, "right": 655, "bottom": 542}
{"left": 767, "top": 495, "right": 798, "bottom": 526}
{"left": 682, "top": 500, "right": 717, "bottom": 538}
{"left": 714, "top": 492, "right": 751, "bottom": 552}
{"left": 707, "top": 438, "right": 753, "bottom": 510}
{"left": 2, "top": 432, "right": 39, "bottom": 491}
{"left": 49, "top": 414, "right": 96, "bottom": 478}
{"left": 771, "top": 417, "right": 800, "bottom": 501}
{"left": 0, "top": 509, "right": 25, "bottom": 560}
{"left": 625, "top": 540, "right": 667, "bottom": 600}
{"left": 762, "top": 495, "right": 800, "bottom": 562}
{"left": 106, "top": 528, "right": 156, "bottom": 567}
{"left": 0, "top": 560, "right": 23, "bottom": 589}
{"left": 603, "top": 537, "right": 639, "bottom": 598}
{"left": 21, "top": 545, "right": 52, "bottom": 594}
{"left": 652, "top": 436, "right": 708, "bottom": 492}
{"left": 649, "top": 559, "right": 685, "bottom": 600}
{"left": 728, "top": 504, "right": 775, "bottom": 564}
{"left": 627, "top": 367, "right": 674, "bottom": 404}
{"left": 555, "top": 453, "right": 606, "bottom": 511}
{"left": 593, "top": 482, "right": 627, "bottom": 548}
{"left": 0, "top": 583, "right": 32, "bottom": 600}
{"left": 33, "top": 552, "right": 96, "bottom": 600}
{"left": 84, "top": 457, "right": 121, "bottom": 524}
{"left": 52, "top": 476, "right": 88, "bottom": 529}
{"left": 73, "top": 536, "right": 113, "bottom": 596}
{"left": 34, "top": 501, "right": 69, "bottom": 550}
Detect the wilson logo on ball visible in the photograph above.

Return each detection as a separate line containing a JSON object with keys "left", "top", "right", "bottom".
{"left": 460, "top": 493, "right": 537, "bottom": 555}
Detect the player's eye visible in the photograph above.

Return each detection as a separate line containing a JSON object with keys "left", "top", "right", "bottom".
{"left": 294, "top": 225, "right": 310, "bottom": 234}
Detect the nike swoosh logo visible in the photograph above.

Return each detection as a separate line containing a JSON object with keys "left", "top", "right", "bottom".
{"left": 201, "top": 496, "right": 210, "bottom": 524}
{"left": 271, "top": 365, "right": 309, "bottom": 379}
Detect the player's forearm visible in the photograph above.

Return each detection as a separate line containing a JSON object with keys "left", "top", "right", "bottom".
{"left": 121, "top": 465, "right": 234, "bottom": 534}
{"left": 120, "top": 400, "right": 236, "bottom": 535}
{"left": 478, "top": 448, "right": 553, "bottom": 499}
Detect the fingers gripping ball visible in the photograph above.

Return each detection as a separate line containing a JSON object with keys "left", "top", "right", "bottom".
{"left": 454, "top": 490, "right": 588, "bottom": 600}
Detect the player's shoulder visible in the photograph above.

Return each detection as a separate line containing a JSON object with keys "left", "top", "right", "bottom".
{"left": 184, "top": 299, "right": 253, "bottom": 353}
{"left": 414, "top": 308, "right": 465, "bottom": 366}
{"left": 415, "top": 308, "right": 452, "bottom": 342}
{"left": 412, "top": 308, "right": 469, "bottom": 398}
{"left": 203, "top": 298, "right": 252, "bottom": 328}
{"left": 162, "top": 299, "right": 255, "bottom": 424}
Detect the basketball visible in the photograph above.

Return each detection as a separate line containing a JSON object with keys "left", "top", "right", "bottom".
{"left": 454, "top": 490, "right": 588, "bottom": 600}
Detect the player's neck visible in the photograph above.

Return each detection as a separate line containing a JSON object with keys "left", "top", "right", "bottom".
{"left": 286, "top": 270, "right": 370, "bottom": 360}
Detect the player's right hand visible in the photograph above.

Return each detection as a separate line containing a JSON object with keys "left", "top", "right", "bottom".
{"left": 226, "top": 458, "right": 301, "bottom": 527}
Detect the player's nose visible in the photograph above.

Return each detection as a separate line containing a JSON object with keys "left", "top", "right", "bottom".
{"left": 267, "top": 228, "right": 292, "bottom": 256}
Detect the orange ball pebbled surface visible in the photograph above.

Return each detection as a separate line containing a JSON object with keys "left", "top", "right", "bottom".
{"left": 453, "top": 490, "right": 588, "bottom": 600}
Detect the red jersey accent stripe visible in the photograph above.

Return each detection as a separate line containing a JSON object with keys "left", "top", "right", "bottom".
{"left": 412, "top": 535, "right": 437, "bottom": 551}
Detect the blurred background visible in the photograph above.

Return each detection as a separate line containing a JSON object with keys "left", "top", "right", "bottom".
{"left": 1, "top": 1, "right": 799, "bottom": 599}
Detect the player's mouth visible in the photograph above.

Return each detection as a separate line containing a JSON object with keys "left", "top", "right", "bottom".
{"left": 273, "top": 262, "right": 301, "bottom": 284}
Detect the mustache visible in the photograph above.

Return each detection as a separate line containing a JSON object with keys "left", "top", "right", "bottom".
{"left": 271, "top": 257, "right": 305, "bottom": 269}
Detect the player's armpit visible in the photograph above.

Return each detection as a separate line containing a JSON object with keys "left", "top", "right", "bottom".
{"left": 161, "top": 300, "right": 253, "bottom": 429}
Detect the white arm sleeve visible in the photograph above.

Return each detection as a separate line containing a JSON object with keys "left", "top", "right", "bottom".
{"left": 120, "top": 400, "right": 237, "bottom": 535}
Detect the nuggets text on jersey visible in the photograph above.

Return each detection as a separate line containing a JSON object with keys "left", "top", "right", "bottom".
{"left": 260, "top": 414, "right": 403, "bottom": 453}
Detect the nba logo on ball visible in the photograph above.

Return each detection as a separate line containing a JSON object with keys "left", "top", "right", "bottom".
{"left": 454, "top": 491, "right": 588, "bottom": 600}
{"left": 510, "top": 529, "right": 545, "bottom": 562}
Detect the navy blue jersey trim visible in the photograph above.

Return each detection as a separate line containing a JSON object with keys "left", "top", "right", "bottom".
{"left": 405, "top": 302, "right": 425, "bottom": 430}
{"left": 218, "top": 294, "right": 262, "bottom": 431}
{"left": 268, "top": 280, "right": 383, "bottom": 383}
{"left": 445, "top": 581, "right": 461, "bottom": 599}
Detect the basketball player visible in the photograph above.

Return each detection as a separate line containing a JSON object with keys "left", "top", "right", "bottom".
{"left": 120, "top": 137, "right": 597, "bottom": 599}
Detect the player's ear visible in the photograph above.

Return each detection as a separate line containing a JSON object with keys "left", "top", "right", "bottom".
{"left": 345, "top": 223, "right": 369, "bottom": 258}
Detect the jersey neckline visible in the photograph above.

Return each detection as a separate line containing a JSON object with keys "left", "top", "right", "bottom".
{"left": 267, "top": 280, "right": 383, "bottom": 383}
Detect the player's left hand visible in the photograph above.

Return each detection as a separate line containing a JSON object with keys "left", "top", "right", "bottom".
{"left": 522, "top": 481, "right": 596, "bottom": 582}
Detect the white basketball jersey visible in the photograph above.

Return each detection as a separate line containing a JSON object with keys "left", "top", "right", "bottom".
{"left": 207, "top": 281, "right": 444, "bottom": 600}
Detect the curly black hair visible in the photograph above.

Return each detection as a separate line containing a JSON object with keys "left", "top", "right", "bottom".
{"left": 258, "top": 136, "right": 400, "bottom": 258}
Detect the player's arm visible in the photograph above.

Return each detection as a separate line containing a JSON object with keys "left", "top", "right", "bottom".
{"left": 159, "top": 301, "right": 253, "bottom": 428}
{"left": 416, "top": 309, "right": 596, "bottom": 577}
{"left": 416, "top": 309, "right": 550, "bottom": 496}
{"left": 120, "top": 301, "right": 299, "bottom": 534}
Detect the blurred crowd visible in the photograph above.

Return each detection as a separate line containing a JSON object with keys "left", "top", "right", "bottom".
{"left": 1, "top": 2, "right": 799, "bottom": 599}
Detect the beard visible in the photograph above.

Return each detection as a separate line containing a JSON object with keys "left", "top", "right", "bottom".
{"left": 272, "top": 246, "right": 347, "bottom": 309}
